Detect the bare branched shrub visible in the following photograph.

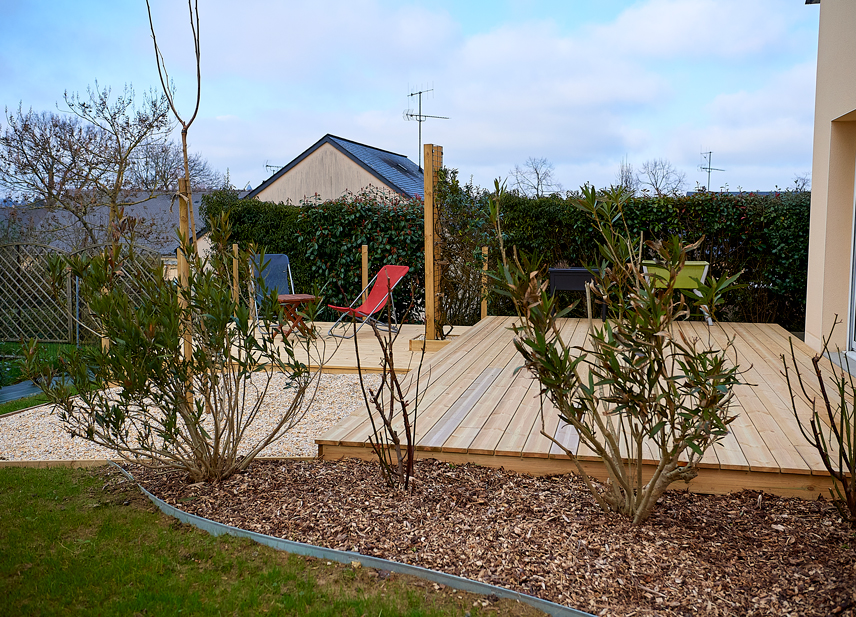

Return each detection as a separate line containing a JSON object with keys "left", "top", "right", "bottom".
{"left": 783, "top": 319, "right": 856, "bottom": 527}
{"left": 353, "top": 283, "right": 426, "bottom": 489}
{"left": 491, "top": 183, "right": 744, "bottom": 523}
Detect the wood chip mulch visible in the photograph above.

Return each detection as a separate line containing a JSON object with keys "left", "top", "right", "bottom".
{"left": 130, "top": 458, "right": 856, "bottom": 617}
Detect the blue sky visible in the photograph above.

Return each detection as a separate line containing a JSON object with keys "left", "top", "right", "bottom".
{"left": 0, "top": 0, "right": 820, "bottom": 193}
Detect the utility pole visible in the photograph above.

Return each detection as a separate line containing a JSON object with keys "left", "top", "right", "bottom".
{"left": 404, "top": 88, "right": 448, "bottom": 169}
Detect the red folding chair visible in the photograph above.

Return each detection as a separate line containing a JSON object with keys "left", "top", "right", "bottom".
{"left": 327, "top": 265, "right": 409, "bottom": 338}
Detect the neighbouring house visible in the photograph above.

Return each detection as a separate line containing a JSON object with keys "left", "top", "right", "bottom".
{"left": 804, "top": 0, "right": 856, "bottom": 355}
{"left": 0, "top": 191, "right": 248, "bottom": 257}
{"left": 248, "top": 134, "right": 424, "bottom": 204}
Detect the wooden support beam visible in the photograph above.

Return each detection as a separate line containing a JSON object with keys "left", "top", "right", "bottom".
{"left": 424, "top": 144, "right": 442, "bottom": 340}
{"left": 361, "top": 244, "right": 369, "bottom": 303}
{"left": 232, "top": 243, "right": 239, "bottom": 304}
{"left": 481, "top": 246, "right": 489, "bottom": 320}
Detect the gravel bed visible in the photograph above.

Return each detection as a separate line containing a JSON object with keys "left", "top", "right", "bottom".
{"left": 0, "top": 373, "right": 377, "bottom": 461}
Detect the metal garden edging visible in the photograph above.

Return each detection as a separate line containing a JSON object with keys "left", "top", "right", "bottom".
{"left": 112, "top": 463, "right": 594, "bottom": 617}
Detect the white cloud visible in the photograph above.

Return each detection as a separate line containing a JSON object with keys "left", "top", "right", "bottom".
{"left": 2, "top": 0, "right": 816, "bottom": 193}
{"left": 586, "top": 0, "right": 796, "bottom": 60}
{"left": 669, "top": 61, "right": 816, "bottom": 172}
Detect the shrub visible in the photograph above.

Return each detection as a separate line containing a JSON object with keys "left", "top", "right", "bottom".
{"left": 202, "top": 185, "right": 810, "bottom": 331}
{"left": 433, "top": 168, "right": 494, "bottom": 334}
{"left": 494, "top": 189, "right": 810, "bottom": 330}
{"left": 783, "top": 319, "right": 856, "bottom": 527}
{"left": 295, "top": 188, "right": 424, "bottom": 320}
{"left": 492, "top": 184, "right": 743, "bottom": 524}
{"left": 23, "top": 214, "right": 326, "bottom": 482}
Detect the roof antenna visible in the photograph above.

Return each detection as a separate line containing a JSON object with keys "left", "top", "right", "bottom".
{"left": 699, "top": 151, "right": 725, "bottom": 191}
{"left": 403, "top": 85, "right": 448, "bottom": 170}
{"left": 265, "top": 160, "right": 284, "bottom": 174}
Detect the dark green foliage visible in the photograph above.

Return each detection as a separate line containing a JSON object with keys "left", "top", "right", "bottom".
{"left": 202, "top": 186, "right": 810, "bottom": 331}
{"left": 433, "top": 168, "right": 494, "bottom": 332}
{"left": 202, "top": 188, "right": 424, "bottom": 321}
{"left": 495, "top": 189, "right": 810, "bottom": 330}
{"left": 295, "top": 190, "right": 424, "bottom": 320}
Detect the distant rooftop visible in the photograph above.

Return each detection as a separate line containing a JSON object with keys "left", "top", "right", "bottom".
{"left": 249, "top": 134, "right": 424, "bottom": 200}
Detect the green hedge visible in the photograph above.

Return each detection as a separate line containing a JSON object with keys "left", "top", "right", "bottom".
{"left": 201, "top": 189, "right": 424, "bottom": 322}
{"left": 202, "top": 186, "right": 811, "bottom": 332}
{"left": 495, "top": 189, "right": 811, "bottom": 330}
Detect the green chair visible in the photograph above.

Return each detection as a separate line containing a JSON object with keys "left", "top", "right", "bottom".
{"left": 642, "top": 260, "right": 712, "bottom": 325}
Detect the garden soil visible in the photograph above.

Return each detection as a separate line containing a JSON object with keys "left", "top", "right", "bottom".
{"left": 132, "top": 458, "right": 856, "bottom": 617}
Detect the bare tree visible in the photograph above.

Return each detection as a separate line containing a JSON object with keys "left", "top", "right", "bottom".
{"left": 0, "top": 89, "right": 173, "bottom": 249}
{"left": 793, "top": 172, "right": 811, "bottom": 192}
{"left": 509, "top": 156, "right": 562, "bottom": 198}
{"left": 130, "top": 140, "right": 222, "bottom": 192}
{"left": 637, "top": 158, "right": 686, "bottom": 197}
{"left": 64, "top": 83, "right": 173, "bottom": 230}
{"left": 0, "top": 107, "right": 102, "bottom": 244}
{"left": 615, "top": 156, "right": 638, "bottom": 195}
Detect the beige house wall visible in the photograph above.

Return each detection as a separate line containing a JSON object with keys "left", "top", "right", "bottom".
{"left": 254, "top": 143, "right": 394, "bottom": 204}
{"left": 805, "top": 0, "right": 856, "bottom": 352}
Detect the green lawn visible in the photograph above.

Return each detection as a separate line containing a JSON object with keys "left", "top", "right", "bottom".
{"left": 0, "top": 341, "right": 84, "bottom": 415}
{"left": 0, "top": 392, "right": 51, "bottom": 416}
{"left": 0, "top": 466, "right": 540, "bottom": 616}
{"left": 0, "top": 341, "right": 86, "bottom": 386}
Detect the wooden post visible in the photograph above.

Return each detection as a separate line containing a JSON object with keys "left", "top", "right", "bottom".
{"left": 424, "top": 144, "right": 442, "bottom": 340}
{"left": 232, "top": 243, "right": 240, "bottom": 304}
{"left": 177, "top": 177, "right": 192, "bottom": 358}
{"left": 481, "top": 246, "right": 489, "bottom": 321}
{"left": 361, "top": 244, "right": 369, "bottom": 303}
{"left": 177, "top": 177, "right": 193, "bottom": 408}
{"left": 100, "top": 283, "right": 110, "bottom": 353}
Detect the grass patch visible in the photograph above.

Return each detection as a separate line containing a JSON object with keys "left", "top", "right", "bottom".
{"left": 0, "top": 392, "right": 52, "bottom": 416}
{"left": 0, "top": 342, "right": 88, "bottom": 388}
{"left": 0, "top": 466, "right": 544, "bottom": 616}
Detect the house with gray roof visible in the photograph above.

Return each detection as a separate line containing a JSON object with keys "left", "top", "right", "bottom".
{"left": 0, "top": 191, "right": 248, "bottom": 256}
{"left": 248, "top": 134, "right": 424, "bottom": 204}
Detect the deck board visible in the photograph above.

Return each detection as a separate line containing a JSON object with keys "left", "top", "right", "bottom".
{"left": 442, "top": 324, "right": 530, "bottom": 453}
{"left": 519, "top": 319, "right": 585, "bottom": 459}
{"left": 318, "top": 319, "right": 843, "bottom": 498}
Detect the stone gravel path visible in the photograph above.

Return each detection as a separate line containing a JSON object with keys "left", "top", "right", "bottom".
{"left": 0, "top": 373, "right": 377, "bottom": 461}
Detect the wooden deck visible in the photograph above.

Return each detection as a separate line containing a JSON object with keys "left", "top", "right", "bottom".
{"left": 317, "top": 317, "right": 845, "bottom": 499}
{"left": 277, "top": 322, "right": 469, "bottom": 373}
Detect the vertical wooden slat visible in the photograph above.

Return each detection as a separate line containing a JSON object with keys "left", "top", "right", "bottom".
{"left": 177, "top": 176, "right": 192, "bottom": 362}
{"left": 424, "top": 144, "right": 443, "bottom": 340}
{"left": 231, "top": 243, "right": 239, "bottom": 304}
{"left": 66, "top": 267, "right": 73, "bottom": 344}
{"left": 361, "top": 244, "right": 369, "bottom": 303}
{"left": 481, "top": 246, "right": 488, "bottom": 320}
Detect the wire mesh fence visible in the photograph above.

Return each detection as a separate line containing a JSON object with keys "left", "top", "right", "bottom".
{"left": 0, "top": 243, "right": 162, "bottom": 344}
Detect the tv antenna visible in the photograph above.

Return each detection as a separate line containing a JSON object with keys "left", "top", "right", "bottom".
{"left": 699, "top": 151, "right": 725, "bottom": 191}
{"left": 265, "top": 161, "right": 284, "bottom": 174}
{"left": 403, "top": 87, "right": 448, "bottom": 169}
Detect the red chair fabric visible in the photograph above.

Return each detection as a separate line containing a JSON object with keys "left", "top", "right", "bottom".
{"left": 327, "top": 265, "right": 409, "bottom": 337}
{"left": 327, "top": 265, "right": 409, "bottom": 317}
